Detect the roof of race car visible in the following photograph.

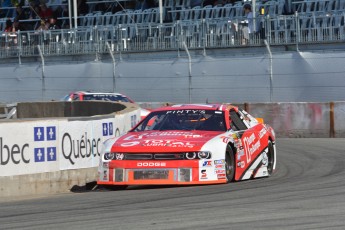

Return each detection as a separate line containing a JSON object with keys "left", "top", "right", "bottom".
{"left": 152, "top": 103, "right": 238, "bottom": 112}
{"left": 72, "top": 91, "right": 125, "bottom": 96}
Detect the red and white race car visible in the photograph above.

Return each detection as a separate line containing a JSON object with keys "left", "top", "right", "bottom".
{"left": 61, "top": 91, "right": 150, "bottom": 119}
{"left": 97, "top": 104, "right": 276, "bottom": 188}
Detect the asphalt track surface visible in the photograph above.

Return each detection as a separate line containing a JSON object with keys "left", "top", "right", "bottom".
{"left": 1, "top": 138, "right": 345, "bottom": 230}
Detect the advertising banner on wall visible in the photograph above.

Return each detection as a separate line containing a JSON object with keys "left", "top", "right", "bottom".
{"left": 0, "top": 109, "right": 140, "bottom": 177}
{"left": 0, "top": 120, "right": 60, "bottom": 177}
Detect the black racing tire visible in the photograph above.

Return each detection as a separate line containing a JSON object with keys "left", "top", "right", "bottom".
{"left": 225, "top": 147, "right": 236, "bottom": 183}
{"left": 267, "top": 141, "right": 275, "bottom": 176}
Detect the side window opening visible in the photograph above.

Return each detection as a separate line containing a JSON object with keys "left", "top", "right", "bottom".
{"left": 229, "top": 110, "right": 248, "bottom": 131}
{"left": 72, "top": 94, "right": 80, "bottom": 100}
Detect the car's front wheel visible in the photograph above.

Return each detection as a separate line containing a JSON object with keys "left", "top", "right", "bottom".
{"left": 266, "top": 141, "right": 275, "bottom": 176}
{"left": 225, "top": 148, "right": 235, "bottom": 183}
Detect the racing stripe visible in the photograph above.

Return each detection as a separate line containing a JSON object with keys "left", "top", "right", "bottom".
{"left": 239, "top": 147, "right": 268, "bottom": 180}
{"left": 252, "top": 162, "right": 264, "bottom": 179}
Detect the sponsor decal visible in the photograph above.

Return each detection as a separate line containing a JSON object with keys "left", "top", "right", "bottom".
{"left": 102, "top": 122, "right": 114, "bottom": 136}
{"left": 166, "top": 110, "right": 206, "bottom": 114}
{"left": 61, "top": 132, "right": 101, "bottom": 165}
{"left": 259, "top": 128, "right": 267, "bottom": 138}
{"left": 217, "top": 174, "right": 226, "bottom": 179}
{"left": 262, "top": 152, "right": 268, "bottom": 166}
{"left": 202, "top": 160, "right": 212, "bottom": 167}
{"left": 130, "top": 115, "right": 137, "bottom": 128}
{"left": 184, "top": 134, "right": 203, "bottom": 138}
{"left": 237, "top": 149, "right": 244, "bottom": 160}
{"left": 215, "top": 164, "right": 225, "bottom": 169}
{"left": 214, "top": 159, "right": 225, "bottom": 165}
{"left": 99, "top": 166, "right": 109, "bottom": 181}
{"left": 220, "top": 135, "right": 231, "bottom": 144}
{"left": 121, "top": 140, "right": 195, "bottom": 148}
{"left": 46, "top": 127, "right": 56, "bottom": 141}
{"left": 220, "top": 133, "right": 237, "bottom": 144}
{"left": 124, "top": 132, "right": 201, "bottom": 141}
{"left": 232, "top": 133, "right": 239, "bottom": 139}
{"left": 137, "top": 162, "right": 166, "bottom": 167}
{"left": 142, "top": 140, "right": 194, "bottom": 148}
{"left": 34, "top": 127, "right": 45, "bottom": 142}
{"left": 121, "top": 141, "right": 140, "bottom": 147}
{"left": 33, "top": 126, "right": 57, "bottom": 163}
{"left": 34, "top": 148, "right": 45, "bottom": 162}
{"left": 215, "top": 169, "right": 226, "bottom": 174}
{"left": 237, "top": 161, "right": 245, "bottom": 168}
{"left": 200, "top": 169, "right": 208, "bottom": 179}
{"left": 234, "top": 138, "right": 242, "bottom": 146}
{"left": 1, "top": 126, "right": 58, "bottom": 166}
{"left": 46, "top": 147, "right": 57, "bottom": 161}
{"left": 116, "top": 153, "right": 125, "bottom": 160}
{"left": 0, "top": 137, "right": 30, "bottom": 165}
{"left": 103, "top": 170, "right": 108, "bottom": 180}
{"left": 243, "top": 133, "right": 261, "bottom": 163}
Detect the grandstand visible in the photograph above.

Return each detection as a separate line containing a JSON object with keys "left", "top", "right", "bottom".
{"left": 0, "top": 0, "right": 344, "bottom": 58}
{"left": 0, "top": 0, "right": 345, "bottom": 104}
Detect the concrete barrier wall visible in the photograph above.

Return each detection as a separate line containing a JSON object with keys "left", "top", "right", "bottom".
{"left": 0, "top": 102, "right": 141, "bottom": 200}
{"left": 139, "top": 101, "right": 345, "bottom": 138}
{"left": 0, "top": 168, "right": 97, "bottom": 198}
{"left": 16, "top": 101, "right": 129, "bottom": 118}
{"left": 334, "top": 102, "right": 345, "bottom": 138}
{"left": 246, "top": 103, "right": 331, "bottom": 138}
{"left": 1, "top": 49, "right": 345, "bottom": 104}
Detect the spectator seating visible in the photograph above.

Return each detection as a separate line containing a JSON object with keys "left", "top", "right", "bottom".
{"left": 2, "top": 0, "right": 344, "bottom": 50}
{"left": 71, "top": 0, "right": 343, "bottom": 32}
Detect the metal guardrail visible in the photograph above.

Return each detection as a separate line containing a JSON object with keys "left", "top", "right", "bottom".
{"left": 0, "top": 103, "right": 17, "bottom": 119}
{"left": 0, "top": 12, "right": 344, "bottom": 59}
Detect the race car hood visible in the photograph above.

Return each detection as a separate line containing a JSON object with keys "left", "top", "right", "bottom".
{"left": 110, "top": 130, "right": 224, "bottom": 152}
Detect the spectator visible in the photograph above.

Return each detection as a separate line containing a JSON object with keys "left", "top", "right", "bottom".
{"left": 15, "top": 3, "right": 36, "bottom": 29}
{"left": 7, "top": 19, "right": 26, "bottom": 45}
{"left": 14, "top": 4, "right": 29, "bottom": 21}
{"left": 39, "top": 3, "right": 53, "bottom": 20}
{"left": 28, "top": 1, "right": 41, "bottom": 19}
{"left": 242, "top": 3, "right": 253, "bottom": 45}
{"left": 4, "top": 19, "right": 13, "bottom": 32}
{"left": 47, "top": 14, "right": 60, "bottom": 29}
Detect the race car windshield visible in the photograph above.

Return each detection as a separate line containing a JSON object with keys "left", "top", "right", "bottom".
{"left": 133, "top": 110, "right": 226, "bottom": 132}
{"left": 82, "top": 94, "right": 132, "bottom": 102}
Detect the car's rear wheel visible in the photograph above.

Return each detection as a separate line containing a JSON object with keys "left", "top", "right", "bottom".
{"left": 266, "top": 141, "right": 275, "bottom": 176}
{"left": 225, "top": 148, "right": 235, "bottom": 183}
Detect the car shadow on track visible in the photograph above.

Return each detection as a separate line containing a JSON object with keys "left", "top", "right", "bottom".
{"left": 70, "top": 181, "right": 212, "bottom": 193}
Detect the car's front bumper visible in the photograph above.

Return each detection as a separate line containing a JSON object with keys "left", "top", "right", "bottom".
{"left": 97, "top": 159, "right": 227, "bottom": 185}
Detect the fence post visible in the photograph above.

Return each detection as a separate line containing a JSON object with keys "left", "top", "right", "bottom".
{"left": 330, "top": 102, "right": 335, "bottom": 138}
{"left": 37, "top": 45, "right": 45, "bottom": 101}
